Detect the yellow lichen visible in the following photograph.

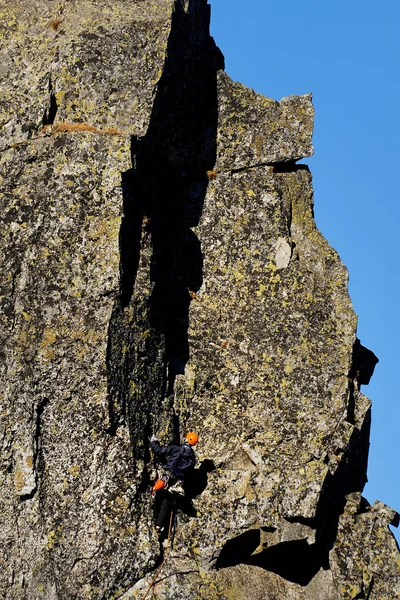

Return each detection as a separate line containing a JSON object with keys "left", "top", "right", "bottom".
{"left": 67, "top": 465, "right": 80, "bottom": 477}
{"left": 40, "top": 329, "right": 56, "bottom": 349}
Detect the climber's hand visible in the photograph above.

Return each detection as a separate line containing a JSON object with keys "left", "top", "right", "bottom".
{"left": 150, "top": 434, "right": 158, "bottom": 443}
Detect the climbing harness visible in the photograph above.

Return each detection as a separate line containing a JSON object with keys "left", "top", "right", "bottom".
{"left": 168, "top": 480, "right": 185, "bottom": 496}
{"left": 141, "top": 508, "right": 175, "bottom": 600}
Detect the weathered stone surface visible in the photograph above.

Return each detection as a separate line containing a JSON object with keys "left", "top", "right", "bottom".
{"left": 331, "top": 494, "right": 400, "bottom": 599}
{"left": 1, "top": 0, "right": 399, "bottom": 599}
{"left": 0, "top": 1, "right": 175, "bottom": 598}
{"left": 216, "top": 72, "right": 314, "bottom": 171}
{"left": 0, "top": 0, "right": 173, "bottom": 151}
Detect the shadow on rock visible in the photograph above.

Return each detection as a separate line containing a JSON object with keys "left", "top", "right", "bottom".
{"left": 106, "top": 0, "right": 225, "bottom": 474}
{"left": 215, "top": 529, "right": 323, "bottom": 587}
{"left": 184, "top": 459, "right": 216, "bottom": 499}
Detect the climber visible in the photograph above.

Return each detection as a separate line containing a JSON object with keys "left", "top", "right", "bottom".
{"left": 150, "top": 431, "right": 198, "bottom": 494}
{"left": 150, "top": 432, "right": 198, "bottom": 533}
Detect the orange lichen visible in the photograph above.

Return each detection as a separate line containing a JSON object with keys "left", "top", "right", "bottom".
{"left": 14, "top": 471, "right": 24, "bottom": 491}
{"left": 41, "top": 123, "right": 125, "bottom": 136}
{"left": 206, "top": 170, "right": 217, "bottom": 179}
{"left": 47, "top": 17, "right": 64, "bottom": 31}
{"left": 255, "top": 135, "right": 263, "bottom": 158}
{"left": 11, "top": 141, "right": 29, "bottom": 149}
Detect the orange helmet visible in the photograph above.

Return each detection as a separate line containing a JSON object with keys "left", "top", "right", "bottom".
{"left": 186, "top": 432, "right": 199, "bottom": 446}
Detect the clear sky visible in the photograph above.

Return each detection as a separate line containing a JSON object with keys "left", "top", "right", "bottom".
{"left": 210, "top": 0, "right": 400, "bottom": 541}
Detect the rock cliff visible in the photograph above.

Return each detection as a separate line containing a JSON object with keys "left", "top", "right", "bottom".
{"left": 1, "top": 1, "right": 399, "bottom": 599}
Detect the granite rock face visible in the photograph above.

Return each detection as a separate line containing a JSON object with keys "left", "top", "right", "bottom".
{"left": 0, "top": 1, "right": 399, "bottom": 599}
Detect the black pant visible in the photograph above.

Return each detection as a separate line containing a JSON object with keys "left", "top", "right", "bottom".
{"left": 156, "top": 492, "right": 178, "bottom": 530}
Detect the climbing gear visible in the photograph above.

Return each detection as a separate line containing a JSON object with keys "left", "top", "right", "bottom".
{"left": 141, "top": 509, "right": 175, "bottom": 600}
{"left": 152, "top": 478, "right": 166, "bottom": 496}
{"left": 186, "top": 431, "right": 199, "bottom": 446}
{"left": 168, "top": 480, "right": 185, "bottom": 496}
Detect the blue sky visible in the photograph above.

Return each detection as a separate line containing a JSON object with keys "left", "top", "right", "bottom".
{"left": 210, "top": 0, "right": 400, "bottom": 539}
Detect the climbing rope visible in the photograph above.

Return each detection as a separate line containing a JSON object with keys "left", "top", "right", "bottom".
{"left": 141, "top": 509, "right": 175, "bottom": 600}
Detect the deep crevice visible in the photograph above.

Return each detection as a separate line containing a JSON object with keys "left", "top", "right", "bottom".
{"left": 270, "top": 160, "right": 310, "bottom": 174}
{"left": 106, "top": 0, "right": 223, "bottom": 470}
{"left": 105, "top": 303, "right": 128, "bottom": 436}
{"left": 365, "top": 577, "right": 375, "bottom": 599}
{"left": 34, "top": 398, "right": 49, "bottom": 471}
{"left": 42, "top": 76, "right": 58, "bottom": 126}
{"left": 230, "top": 159, "right": 310, "bottom": 176}
{"left": 353, "top": 575, "right": 374, "bottom": 600}
{"left": 230, "top": 162, "right": 271, "bottom": 175}
{"left": 20, "top": 397, "right": 49, "bottom": 501}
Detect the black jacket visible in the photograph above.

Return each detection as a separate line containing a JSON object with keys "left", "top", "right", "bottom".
{"left": 150, "top": 440, "right": 196, "bottom": 479}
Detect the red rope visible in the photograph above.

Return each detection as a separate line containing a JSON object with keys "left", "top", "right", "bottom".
{"left": 141, "top": 509, "right": 174, "bottom": 600}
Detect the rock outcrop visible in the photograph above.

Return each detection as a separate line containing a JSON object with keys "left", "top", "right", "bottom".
{"left": 0, "top": 1, "right": 399, "bottom": 599}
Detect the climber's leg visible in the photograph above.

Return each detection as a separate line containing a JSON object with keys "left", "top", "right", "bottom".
{"left": 155, "top": 494, "right": 172, "bottom": 532}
